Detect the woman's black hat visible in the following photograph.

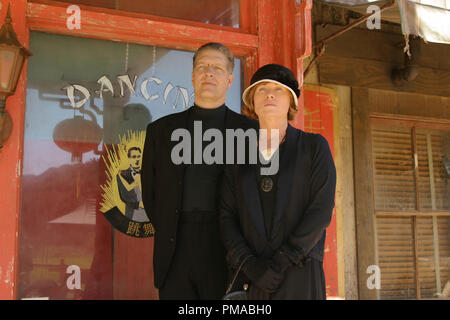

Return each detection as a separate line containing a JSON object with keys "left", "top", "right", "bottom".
{"left": 242, "top": 63, "right": 300, "bottom": 109}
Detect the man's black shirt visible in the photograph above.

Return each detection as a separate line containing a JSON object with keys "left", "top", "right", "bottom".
{"left": 182, "top": 104, "right": 226, "bottom": 212}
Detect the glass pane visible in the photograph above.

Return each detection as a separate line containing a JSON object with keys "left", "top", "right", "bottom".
{"left": 416, "top": 129, "right": 450, "bottom": 211}
{"left": 57, "top": 0, "right": 240, "bottom": 28}
{"left": 376, "top": 216, "right": 416, "bottom": 299}
{"left": 417, "top": 216, "right": 437, "bottom": 299}
{"left": 437, "top": 216, "right": 450, "bottom": 297}
{"left": 417, "top": 216, "right": 450, "bottom": 299}
{"left": 0, "top": 50, "right": 15, "bottom": 90}
{"left": 18, "top": 31, "right": 242, "bottom": 300}
{"left": 372, "top": 125, "right": 417, "bottom": 211}
{"left": 319, "top": 0, "right": 385, "bottom": 6}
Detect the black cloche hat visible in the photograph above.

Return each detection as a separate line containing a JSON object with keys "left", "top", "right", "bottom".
{"left": 242, "top": 63, "right": 300, "bottom": 109}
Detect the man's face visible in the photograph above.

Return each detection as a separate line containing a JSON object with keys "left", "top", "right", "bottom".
{"left": 192, "top": 49, "right": 234, "bottom": 106}
{"left": 128, "top": 150, "right": 141, "bottom": 169}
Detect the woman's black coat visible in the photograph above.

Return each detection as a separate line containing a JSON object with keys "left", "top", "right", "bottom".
{"left": 219, "top": 124, "right": 336, "bottom": 299}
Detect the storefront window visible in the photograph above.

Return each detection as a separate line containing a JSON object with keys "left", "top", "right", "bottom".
{"left": 18, "top": 31, "right": 242, "bottom": 300}
{"left": 55, "top": 0, "right": 240, "bottom": 28}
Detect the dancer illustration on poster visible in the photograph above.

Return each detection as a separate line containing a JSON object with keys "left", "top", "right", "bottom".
{"left": 100, "top": 131, "right": 154, "bottom": 238}
{"left": 116, "top": 146, "right": 148, "bottom": 222}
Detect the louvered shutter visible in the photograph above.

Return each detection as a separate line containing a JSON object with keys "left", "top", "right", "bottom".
{"left": 372, "top": 126, "right": 416, "bottom": 211}
{"left": 371, "top": 123, "right": 450, "bottom": 299}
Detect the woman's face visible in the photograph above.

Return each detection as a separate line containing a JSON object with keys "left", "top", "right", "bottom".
{"left": 253, "top": 82, "right": 291, "bottom": 121}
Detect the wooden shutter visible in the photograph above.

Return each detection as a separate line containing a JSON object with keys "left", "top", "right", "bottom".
{"left": 376, "top": 216, "right": 416, "bottom": 299}
{"left": 371, "top": 122, "right": 450, "bottom": 299}
{"left": 372, "top": 126, "right": 416, "bottom": 212}
{"left": 437, "top": 216, "right": 450, "bottom": 292}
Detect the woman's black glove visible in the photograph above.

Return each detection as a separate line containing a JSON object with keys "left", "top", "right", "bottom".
{"left": 271, "top": 250, "right": 294, "bottom": 273}
{"left": 243, "top": 256, "right": 283, "bottom": 293}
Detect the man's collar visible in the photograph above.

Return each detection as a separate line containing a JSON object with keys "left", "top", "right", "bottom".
{"left": 193, "top": 103, "right": 226, "bottom": 109}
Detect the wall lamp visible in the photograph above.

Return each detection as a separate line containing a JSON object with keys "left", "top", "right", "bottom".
{"left": 0, "top": 4, "right": 32, "bottom": 149}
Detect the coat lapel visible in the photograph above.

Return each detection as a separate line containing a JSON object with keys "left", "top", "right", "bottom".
{"left": 270, "top": 125, "right": 298, "bottom": 241}
{"left": 166, "top": 108, "right": 191, "bottom": 183}
{"left": 239, "top": 124, "right": 299, "bottom": 244}
{"left": 240, "top": 163, "right": 268, "bottom": 242}
{"left": 236, "top": 113, "right": 267, "bottom": 241}
{"left": 224, "top": 107, "right": 257, "bottom": 130}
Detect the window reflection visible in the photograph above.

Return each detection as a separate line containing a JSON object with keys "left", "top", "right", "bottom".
{"left": 56, "top": 0, "right": 240, "bottom": 28}
{"left": 19, "top": 32, "right": 241, "bottom": 299}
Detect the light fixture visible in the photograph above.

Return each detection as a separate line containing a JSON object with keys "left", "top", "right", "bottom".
{"left": 0, "top": 3, "right": 32, "bottom": 148}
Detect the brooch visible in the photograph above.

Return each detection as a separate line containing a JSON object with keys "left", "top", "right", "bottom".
{"left": 260, "top": 177, "right": 273, "bottom": 192}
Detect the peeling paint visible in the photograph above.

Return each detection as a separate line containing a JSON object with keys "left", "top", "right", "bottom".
{"left": 3, "top": 258, "right": 15, "bottom": 287}
{"left": 16, "top": 159, "right": 21, "bottom": 177}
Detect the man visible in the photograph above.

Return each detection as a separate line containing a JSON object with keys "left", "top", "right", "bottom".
{"left": 117, "top": 147, "right": 148, "bottom": 222}
{"left": 141, "top": 43, "right": 254, "bottom": 299}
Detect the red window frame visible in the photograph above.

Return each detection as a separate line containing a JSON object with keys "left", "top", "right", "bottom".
{"left": 0, "top": 0, "right": 312, "bottom": 299}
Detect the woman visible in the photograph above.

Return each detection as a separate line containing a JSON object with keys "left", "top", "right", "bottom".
{"left": 220, "top": 64, "right": 336, "bottom": 299}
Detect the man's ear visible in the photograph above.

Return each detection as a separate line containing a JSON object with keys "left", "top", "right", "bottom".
{"left": 227, "top": 73, "right": 234, "bottom": 89}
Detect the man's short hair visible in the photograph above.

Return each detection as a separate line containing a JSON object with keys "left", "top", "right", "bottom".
{"left": 128, "top": 147, "right": 141, "bottom": 158}
{"left": 193, "top": 42, "right": 235, "bottom": 73}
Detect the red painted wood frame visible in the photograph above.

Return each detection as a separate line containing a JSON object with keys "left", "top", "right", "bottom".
{"left": 0, "top": 0, "right": 312, "bottom": 299}
{"left": 303, "top": 85, "right": 339, "bottom": 298}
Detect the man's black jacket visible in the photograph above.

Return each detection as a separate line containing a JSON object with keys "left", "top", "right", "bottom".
{"left": 141, "top": 106, "right": 255, "bottom": 288}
